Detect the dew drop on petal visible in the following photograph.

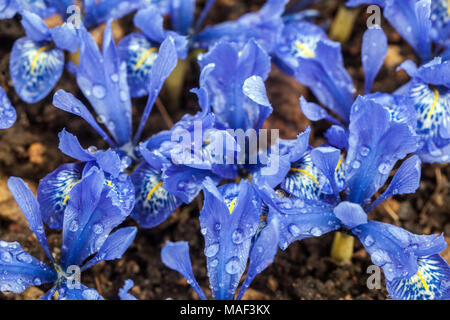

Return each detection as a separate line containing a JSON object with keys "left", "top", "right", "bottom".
{"left": 204, "top": 243, "right": 219, "bottom": 257}
{"left": 225, "top": 257, "right": 240, "bottom": 274}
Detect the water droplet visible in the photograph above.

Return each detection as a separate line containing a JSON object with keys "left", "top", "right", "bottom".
{"left": 204, "top": 243, "right": 219, "bottom": 257}
{"left": 1, "top": 251, "right": 12, "bottom": 263}
{"left": 16, "top": 252, "right": 32, "bottom": 264}
{"left": 72, "top": 106, "right": 81, "bottom": 114}
{"left": 93, "top": 223, "right": 104, "bottom": 235}
{"left": 92, "top": 85, "right": 106, "bottom": 99}
{"left": 120, "top": 90, "right": 128, "bottom": 102}
{"left": 232, "top": 229, "right": 244, "bottom": 244}
{"left": 352, "top": 160, "right": 361, "bottom": 169}
{"left": 210, "top": 259, "right": 218, "bottom": 268}
{"left": 200, "top": 227, "right": 207, "bottom": 235}
{"left": 360, "top": 146, "right": 370, "bottom": 157}
{"left": 69, "top": 220, "right": 79, "bottom": 232}
{"left": 33, "top": 277, "right": 42, "bottom": 286}
{"left": 225, "top": 257, "right": 240, "bottom": 274}
{"left": 110, "top": 73, "right": 119, "bottom": 83}
{"left": 310, "top": 227, "right": 322, "bottom": 237}
{"left": 88, "top": 146, "right": 97, "bottom": 154}
{"left": 288, "top": 224, "right": 300, "bottom": 237}
{"left": 378, "top": 162, "right": 390, "bottom": 174}
{"left": 214, "top": 223, "right": 221, "bottom": 231}
{"left": 364, "top": 235, "right": 374, "bottom": 247}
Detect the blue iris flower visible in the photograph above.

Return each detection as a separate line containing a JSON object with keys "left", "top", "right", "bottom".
{"left": 0, "top": 87, "right": 17, "bottom": 129}
{"left": 52, "top": 21, "right": 178, "bottom": 152}
{"left": 131, "top": 64, "right": 239, "bottom": 228}
{"left": 37, "top": 129, "right": 135, "bottom": 229}
{"left": 117, "top": 4, "right": 188, "bottom": 97}
{"left": 119, "top": 279, "right": 138, "bottom": 300}
{"left": 10, "top": 10, "right": 79, "bottom": 103}
{"left": 396, "top": 57, "right": 450, "bottom": 163}
{"left": 258, "top": 96, "right": 450, "bottom": 300}
{"left": 161, "top": 178, "right": 279, "bottom": 300}
{"left": 0, "top": 167, "right": 137, "bottom": 300}
{"left": 8, "top": 0, "right": 150, "bottom": 103}
{"left": 275, "top": 20, "right": 356, "bottom": 124}
{"left": 117, "top": 0, "right": 219, "bottom": 97}
{"left": 347, "top": 0, "right": 450, "bottom": 62}
{"left": 197, "top": 39, "right": 272, "bottom": 131}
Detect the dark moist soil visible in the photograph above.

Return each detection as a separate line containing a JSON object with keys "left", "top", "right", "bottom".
{"left": 0, "top": 0, "right": 449, "bottom": 300}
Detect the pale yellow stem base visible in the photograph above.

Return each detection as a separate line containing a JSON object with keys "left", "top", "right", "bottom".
{"left": 330, "top": 232, "right": 354, "bottom": 265}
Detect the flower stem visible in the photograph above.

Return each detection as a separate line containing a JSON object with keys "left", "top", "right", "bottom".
{"left": 331, "top": 232, "right": 354, "bottom": 265}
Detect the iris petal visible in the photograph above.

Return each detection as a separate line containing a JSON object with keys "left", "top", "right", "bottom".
{"left": 10, "top": 38, "right": 64, "bottom": 103}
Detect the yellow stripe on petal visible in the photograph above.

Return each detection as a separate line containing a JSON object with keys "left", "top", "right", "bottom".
{"left": 335, "top": 156, "right": 344, "bottom": 171}
{"left": 229, "top": 198, "right": 237, "bottom": 214}
{"left": 135, "top": 47, "right": 158, "bottom": 70}
{"left": 31, "top": 45, "right": 52, "bottom": 73}
{"left": 295, "top": 41, "right": 315, "bottom": 58}
{"left": 146, "top": 181, "right": 163, "bottom": 201}
{"left": 426, "top": 89, "right": 439, "bottom": 120}
{"left": 62, "top": 179, "right": 81, "bottom": 204}
{"left": 417, "top": 271, "right": 429, "bottom": 291}
{"left": 290, "top": 167, "right": 319, "bottom": 184}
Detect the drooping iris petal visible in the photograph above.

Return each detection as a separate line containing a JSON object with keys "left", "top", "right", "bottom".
{"left": 362, "top": 25, "right": 388, "bottom": 94}
{"left": 161, "top": 241, "right": 207, "bottom": 300}
{"left": 10, "top": 38, "right": 64, "bottom": 103}
{"left": 7, "top": 177, "right": 54, "bottom": 263}
{"left": 119, "top": 279, "right": 137, "bottom": 300}
{"left": 345, "top": 96, "right": 418, "bottom": 205}
{"left": 82, "top": 227, "right": 137, "bottom": 271}
{"left": 131, "top": 163, "right": 182, "bottom": 228}
{"left": 409, "top": 81, "right": 450, "bottom": 163}
{"left": 37, "top": 162, "right": 84, "bottom": 229}
{"left": 0, "top": 241, "right": 56, "bottom": 294}
{"left": 274, "top": 21, "right": 355, "bottom": 123}
{"left": 61, "top": 167, "right": 130, "bottom": 268}
{"left": 200, "top": 179, "right": 260, "bottom": 300}
{"left": 257, "top": 185, "right": 340, "bottom": 250}
{"left": 386, "top": 254, "right": 450, "bottom": 300}
{"left": 367, "top": 155, "right": 421, "bottom": 212}
{"left": 236, "top": 216, "right": 279, "bottom": 300}
{"left": 0, "top": 87, "right": 17, "bottom": 129}
{"left": 399, "top": 58, "right": 450, "bottom": 88}
{"left": 117, "top": 33, "right": 159, "bottom": 98}
{"left": 281, "top": 151, "right": 321, "bottom": 200}
{"left": 77, "top": 23, "right": 132, "bottom": 146}
{"left": 57, "top": 282, "right": 104, "bottom": 300}
{"left": 353, "top": 221, "right": 447, "bottom": 281}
